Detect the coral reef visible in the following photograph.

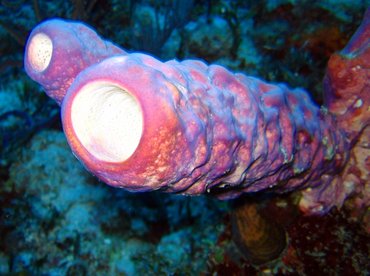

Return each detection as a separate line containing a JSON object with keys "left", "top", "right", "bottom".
{"left": 0, "top": 0, "right": 369, "bottom": 274}
{"left": 1, "top": 130, "right": 226, "bottom": 274}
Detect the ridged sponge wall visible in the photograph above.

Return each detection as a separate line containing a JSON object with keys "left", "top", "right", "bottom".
{"left": 60, "top": 53, "right": 347, "bottom": 202}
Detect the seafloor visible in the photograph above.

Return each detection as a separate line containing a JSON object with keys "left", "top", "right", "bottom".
{"left": 0, "top": 0, "right": 369, "bottom": 275}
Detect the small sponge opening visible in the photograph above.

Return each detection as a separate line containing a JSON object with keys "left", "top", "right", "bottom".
{"left": 27, "top": 32, "right": 53, "bottom": 72}
{"left": 71, "top": 82, "right": 143, "bottom": 163}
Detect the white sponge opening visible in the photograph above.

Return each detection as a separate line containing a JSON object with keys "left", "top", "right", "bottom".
{"left": 71, "top": 82, "right": 143, "bottom": 162}
{"left": 27, "top": 32, "right": 53, "bottom": 72}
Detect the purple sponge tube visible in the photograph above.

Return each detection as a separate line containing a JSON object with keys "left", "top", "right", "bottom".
{"left": 24, "top": 18, "right": 126, "bottom": 105}
{"left": 24, "top": 19, "right": 356, "bottom": 216}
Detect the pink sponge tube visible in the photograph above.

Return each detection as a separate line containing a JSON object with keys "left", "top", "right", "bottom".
{"left": 61, "top": 53, "right": 348, "bottom": 202}
{"left": 323, "top": 8, "right": 370, "bottom": 140}
{"left": 25, "top": 19, "right": 358, "bottom": 214}
{"left": 24, "top": 18, "right": 126, "bottom": 105}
